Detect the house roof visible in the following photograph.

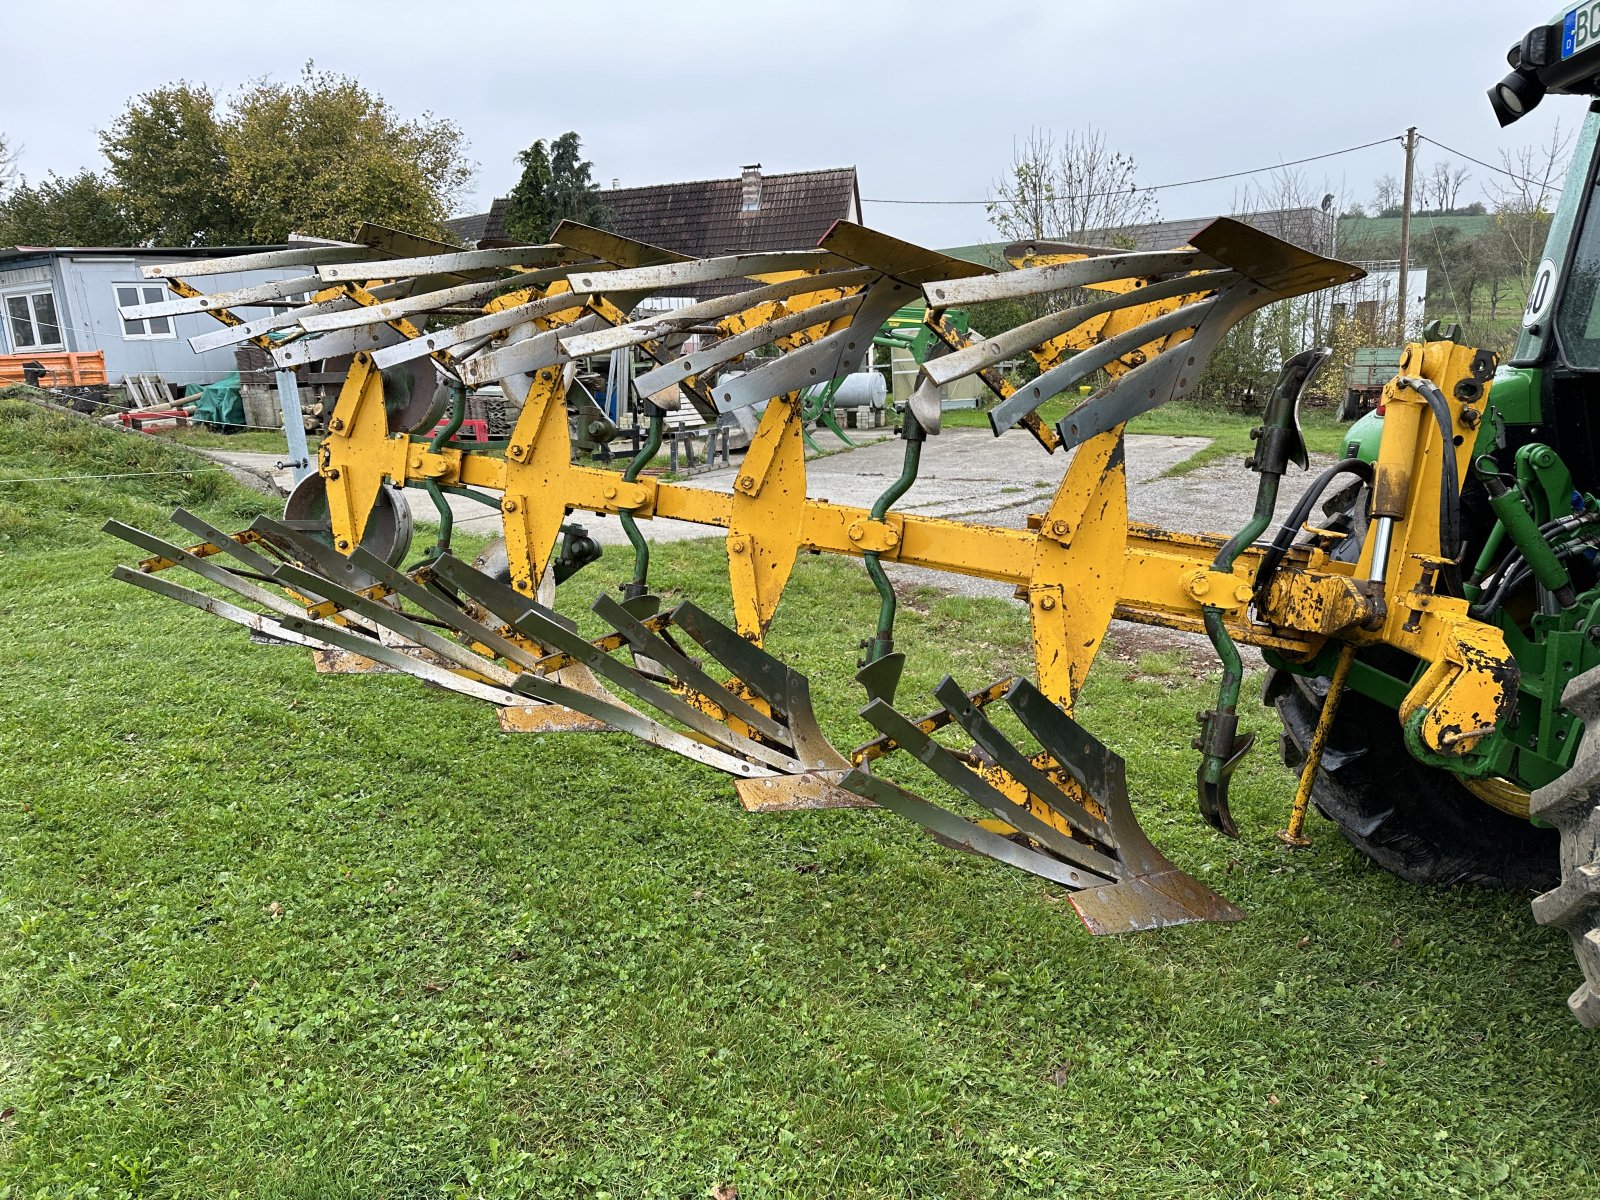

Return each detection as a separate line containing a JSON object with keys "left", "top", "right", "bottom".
{"left": 446, "top": 166, "right": 860, "bottom": 259}
{"left": 597, "top": 166, "right": 859, "bottom": 258}
{"left": 0, "top": 244, "right": 289, "bottom": 267}
{"left": 444, "top": 203, "right": 508, "bottom": 246}
{"left": 939, "top": 207, "right": 1338, "bottom": 267}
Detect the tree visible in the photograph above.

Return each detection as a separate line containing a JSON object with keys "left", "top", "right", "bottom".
{"left": 72, "top": 63, "right": 474, "bottom": 247}
{"left": 987, "top": 127, "right": 1157, "bottom": 244}
{"left": 1486, "top": 120, "right": 1573, "bottom": 299}
{"left": 1422, "top": 160, "right": 1471, "bottom": 214}
{"left": 0, "top": 135, "right": 17, "bottom": 196}
{"left": 502, "top": 133, "right": 610, "bottom": 243}
{"left": 99, "top": 83, "right": 238, "bottom": 246}
{"left": 1195, "top": 167, "right": 1351, "bottom": 407}
{"left": 0, "top": 170, "right": 135, "bottom": 246}
{"left": 222, "top": 65, "right": 473, "bottom": 243}
{"left": 1372, "top": 174, "right": 1402, "bottom": 217}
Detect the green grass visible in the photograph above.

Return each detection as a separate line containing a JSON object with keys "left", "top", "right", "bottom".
{"left": 146, "top": 425, "right": 320, "bottom": 456}
{"left": 2, "top": 396, "right": 1598, "bottom": 1197}
{"left": 941, "top": 399, "right": 1350, "bottom": 477}
{"left": 1127, "top": 403, "right": 1349, "bottom": 477}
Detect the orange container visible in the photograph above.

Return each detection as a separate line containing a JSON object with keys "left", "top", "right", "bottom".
{"left": 0, "top": 351, "right": 108, "bottom": 387}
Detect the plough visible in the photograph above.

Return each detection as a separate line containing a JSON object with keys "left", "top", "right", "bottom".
{"left": 106, "top": 213, "right": 1517, "bottom": 935}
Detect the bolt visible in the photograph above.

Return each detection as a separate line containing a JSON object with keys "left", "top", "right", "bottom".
{"left": 885, "top": 530, "right": 900, "bottom": 546}
{"left": 503, "top": 499, "right": 518, "bottom": 513}
{"left": 335, "top": 538, "right": 350, "bottom": 551}
{"left": 1050, "top": 519, "right": 1070, "bottom": 537}
{"left": 329, "top": 417, "right": 345, "bottom": 432}
{"left": 508, "top": 445, "right": 525, "bottom": 460}
{"left": 1038, "top": 595, "right": 1057, "bottom": 610}
{"left": 848, "top": 523, "right": 864, "bottom": 541}
{"left": 739, "top": 475, "right": 755, "bottom": 489}
{"left": 730, "top": 538, "right": 747, "bottom": 554}
{"left": 603, "top": 485, "right": 617, "bottom": 500}
{"left": 326, "top": 468, "right": 340, "bottom": 480}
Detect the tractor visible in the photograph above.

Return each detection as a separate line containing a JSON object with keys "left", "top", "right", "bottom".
{"left": 102, "top": 4, "right": 1600, "bottom": 1027}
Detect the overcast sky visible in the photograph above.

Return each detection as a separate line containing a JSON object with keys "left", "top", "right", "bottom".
{"left": 0, "top": 0, "right": 1577, "bottom": 249}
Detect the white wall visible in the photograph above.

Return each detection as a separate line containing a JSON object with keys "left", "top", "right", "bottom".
{"left": 57, "top": 255, "right": 308, "bottom": 387}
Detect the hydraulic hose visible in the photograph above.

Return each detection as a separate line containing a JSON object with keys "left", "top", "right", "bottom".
{"left": 1396, "top": 377, "right": 1463, "bottom": 576}
{"left": 618, "top": 405, "right": 665, "bottom": 601}
{"left": 1469, "top": 455, "right": 1578, "bottom": 616}
{"left": 1197, "top": 470, "right": 1281, "bottom": 820}
{"left": 861, "top": 417, "right": 925, "bottom": 665}
{"left": 423, "top": 383, "right": 467, "bottom": 555}
{"left": 1196, "top": 346, "right": 1328, "bottom": 838}
{"left": 1475, "top": 538, "right": 1600, "bottom": 617}
{"left": 1252, "top": 458, "right": 1373, "bottom": 601}
{"left": 1476, "top": 512, "right": 1595, "bottom": 595}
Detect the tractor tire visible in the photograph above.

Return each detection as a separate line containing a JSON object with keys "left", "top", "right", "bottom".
{"left": 1268, "top": 471, "right": 1556, "bottom": 890}
{"left": 1529, "top": 666, "right": 1600, "bottom": 1027}
{"left": 1272, "top": 674, "right": 1558, "bottom": 889}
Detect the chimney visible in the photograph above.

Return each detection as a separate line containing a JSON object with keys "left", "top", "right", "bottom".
{"left": 740, "top": 163, "right": 762, "bottom": 214}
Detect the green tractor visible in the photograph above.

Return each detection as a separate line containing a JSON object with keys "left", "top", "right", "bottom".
{"left": 1275, "top": 3, "right": 1600, "bottom": 1025}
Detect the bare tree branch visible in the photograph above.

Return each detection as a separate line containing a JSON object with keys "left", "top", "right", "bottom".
{"left": 0, "top": 135, "right": 18, "bottom": 196}
{"left": 1485, "top": 120, "right": 1574, "bottom": 292}
{"left": 987, "top": 127, "right": 1157, "bottom": 244}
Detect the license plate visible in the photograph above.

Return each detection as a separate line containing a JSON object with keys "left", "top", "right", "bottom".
{"left": 1563, "top": 1, "right": 1600, "bottom": 58}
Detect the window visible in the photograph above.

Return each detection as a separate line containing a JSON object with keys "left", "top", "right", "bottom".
{"left": 115, "top": 283, "right": 175, "bottom": 340}
{"left": 4, "top": 289, "right": 63, "bottom": 350}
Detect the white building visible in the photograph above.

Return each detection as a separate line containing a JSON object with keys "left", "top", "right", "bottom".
{"left": 1328, "top": 261, "right": 1430, "bottom": 341}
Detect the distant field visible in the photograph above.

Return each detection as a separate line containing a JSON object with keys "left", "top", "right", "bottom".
{"left": 2, "top": 397, "right": 1597, "bottom": 1198}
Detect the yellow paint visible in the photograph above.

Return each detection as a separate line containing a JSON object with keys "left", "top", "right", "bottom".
{"left": 293, "top": 252, "right": 1517, "bottom": 794}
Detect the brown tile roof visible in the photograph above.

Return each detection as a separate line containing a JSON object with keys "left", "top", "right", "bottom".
{"left": 1074, "top": 207, "right": 1334, "bottom": 255}
{"left": 444, "top": 198, "right": 509, "bottom": 246}
{"left": 939, "top": 207, "right": 1336, "bottom": 267}
{"left": 446, "top": 167, "right": 860, "bottom": 268}
{"left": 596, "top": 166, "right": 858, "bottom": 258}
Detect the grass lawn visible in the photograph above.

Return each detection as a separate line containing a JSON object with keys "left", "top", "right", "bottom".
{"left": 2, "top": 398, "right": 1597, "bottom": 1197}
{"left": 940, "top": 400, "right": 1350, "bottom": 477}
{"left": 143, "top": 425, "right": 320, "bottom": 456}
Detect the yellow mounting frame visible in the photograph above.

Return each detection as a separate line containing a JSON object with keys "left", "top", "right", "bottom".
{"left": 316, "top": 291, "right": 1512, "bottom": 770}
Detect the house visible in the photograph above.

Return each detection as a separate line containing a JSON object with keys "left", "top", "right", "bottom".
{"left": 1328, "top": 261, "right": 1430, "bottom": 342}
{"left": 447, "top": 164, "right": 861, "bottom": 300}
{"left": 938, "top": 206, "right": 1341, "bottom": 270}
{"left": 0, "top": 244, "right": 300, "bottom": 388}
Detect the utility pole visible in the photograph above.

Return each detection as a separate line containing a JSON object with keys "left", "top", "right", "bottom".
{"left": 1397, "top": 126, "right": 1417, "bottom": 343}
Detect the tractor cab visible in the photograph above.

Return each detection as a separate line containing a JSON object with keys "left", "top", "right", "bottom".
{"left": 1493, "top": 6, "right": 1600, "bottom": 484}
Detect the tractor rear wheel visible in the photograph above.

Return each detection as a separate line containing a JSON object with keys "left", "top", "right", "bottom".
{"left": 1530, "top": 666, "right": 1600, "bottom": 1027}
{"left": 1267, "top": 473, "right": 1557, "bottom": 889}
{"left": 1270, "top": 672, "right": 1558, "bottom": 889}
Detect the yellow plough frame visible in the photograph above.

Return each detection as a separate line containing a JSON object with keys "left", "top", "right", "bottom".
{"left": 104, "top": 216, "right": 1516, "bottom": 933}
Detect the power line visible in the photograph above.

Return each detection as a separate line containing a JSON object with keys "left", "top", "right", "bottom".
{"left": 1416, "top": 134, "right": 1565, "bottom": 195}
{"left": 861, "top": 135, "right": 1404, "bottom": 206}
